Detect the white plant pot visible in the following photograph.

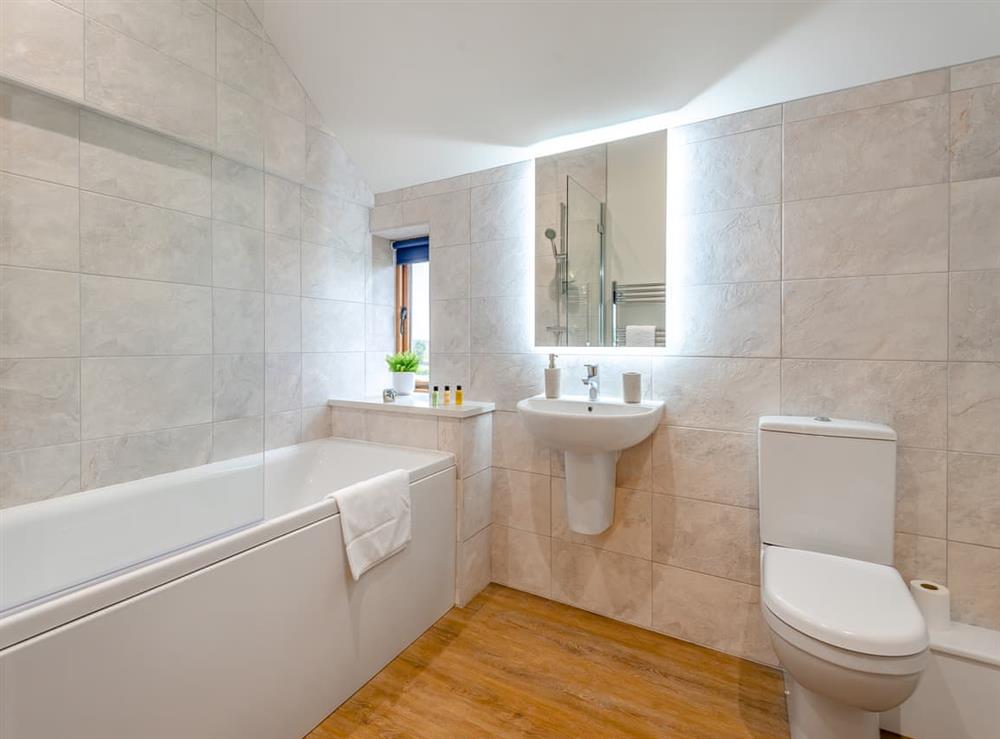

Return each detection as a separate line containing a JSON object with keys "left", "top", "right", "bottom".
{"left": 391, "top": 371, "right": 416, "bottom": 396}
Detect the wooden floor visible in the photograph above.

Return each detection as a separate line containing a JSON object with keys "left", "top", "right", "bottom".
{"left": 308, "top": 584, "right": 905, "bottom": 738}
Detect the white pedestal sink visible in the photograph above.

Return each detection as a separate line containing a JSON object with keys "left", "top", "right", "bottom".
{"left": 516, "top": 395, "right": 664, "bottom": 534}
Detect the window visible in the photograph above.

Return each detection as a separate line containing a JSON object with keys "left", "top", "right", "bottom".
{"left": 393, "top": 237, "right": 430, "bottom": 389}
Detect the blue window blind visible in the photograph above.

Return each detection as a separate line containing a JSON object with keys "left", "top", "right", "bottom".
{"left": 392, "top": 236, "right": 429, "bottom": 265}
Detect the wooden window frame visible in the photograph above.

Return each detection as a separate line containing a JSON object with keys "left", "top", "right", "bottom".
{"left": 395, "top": 262, "right": 429, "bottom": 392}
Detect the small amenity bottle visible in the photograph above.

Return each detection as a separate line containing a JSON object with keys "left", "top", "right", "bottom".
{"left": 443, "top": 385, "right": 451, "bottom": 404}
{"left": 455, "top": 385, "right": 463, "bottom": 405}
{"left": 431, "top": 386, "right": 440, "bottom": 406}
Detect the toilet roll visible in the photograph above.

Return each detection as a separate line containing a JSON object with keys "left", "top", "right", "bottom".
{"left": 910, "top": 579, "right": 951, "bottom": 632}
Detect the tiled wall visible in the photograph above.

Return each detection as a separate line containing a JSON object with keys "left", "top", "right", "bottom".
{"left": 330, "top": 405, "right": 493, "bottom": 606}
{"left": 0, "top": 0, "right": 380, "bottom": 507}
{"left": 374, "top": 56, "right": 1000, "bottom": 660}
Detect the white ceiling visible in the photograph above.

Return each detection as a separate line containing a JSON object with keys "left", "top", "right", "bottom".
{"left": 252, "top": 1, "right": 1000, "bottom": 194}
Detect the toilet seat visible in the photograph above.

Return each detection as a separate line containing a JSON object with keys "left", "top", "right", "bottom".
{"left": 761, "top": 546, "right": 927, "bottom": 657}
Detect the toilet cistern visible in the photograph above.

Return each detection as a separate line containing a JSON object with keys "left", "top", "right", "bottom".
{"left": 582, "top": 364, "right": 599, "bottom": 401}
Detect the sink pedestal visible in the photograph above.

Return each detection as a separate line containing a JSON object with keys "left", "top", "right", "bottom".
{"left": 564, "top": 451, "right": 620, "bottom": 534}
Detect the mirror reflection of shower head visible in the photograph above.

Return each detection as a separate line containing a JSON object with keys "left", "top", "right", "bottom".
{"left": 544, "top": 228, "right": 560, "bottom": 260}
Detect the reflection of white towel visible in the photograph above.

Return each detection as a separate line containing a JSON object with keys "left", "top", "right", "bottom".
{"left": 329, "top": 469, "right": 410, "bottom": 581}
{"left": 626, "top": 325, "right": 656, "bottom": 347}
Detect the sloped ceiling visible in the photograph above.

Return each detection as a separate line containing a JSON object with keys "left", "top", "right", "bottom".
{"left": 252, "top": 1, "right": 1000, "bottom": 193}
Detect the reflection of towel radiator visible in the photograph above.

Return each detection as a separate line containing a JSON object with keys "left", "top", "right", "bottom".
{"left": 612, "top": 281, "right": 666, "bottom": 347}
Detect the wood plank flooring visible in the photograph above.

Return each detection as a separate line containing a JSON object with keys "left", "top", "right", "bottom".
{"left": 308, "top": 584, "right": 905, "bottom": 738}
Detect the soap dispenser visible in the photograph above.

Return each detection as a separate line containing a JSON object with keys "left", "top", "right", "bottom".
{"left": 545, "top": 354, "right": 561, "bottom": 399}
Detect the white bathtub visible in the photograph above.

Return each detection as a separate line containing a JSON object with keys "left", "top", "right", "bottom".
{"left": 0, "top": 437, "right": 456, "bottom": 739}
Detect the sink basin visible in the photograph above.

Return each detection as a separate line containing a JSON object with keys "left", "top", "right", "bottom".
{"left": 517, "top": 395, "right": 663, "bottom": 454}
{"left": 517, "top": 395, "right": 663, "bottom": 534}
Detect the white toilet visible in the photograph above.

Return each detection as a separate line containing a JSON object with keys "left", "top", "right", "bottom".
{"left": 757, "top": 416, "right": 928, "bottom": 739}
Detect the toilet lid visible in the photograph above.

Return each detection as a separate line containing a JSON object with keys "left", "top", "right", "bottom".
{"left": 762, "top": 546, "right": 928, "bottom": 657}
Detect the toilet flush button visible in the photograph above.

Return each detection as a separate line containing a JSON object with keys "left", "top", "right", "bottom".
{"left": 814, "top": 416, "right": 832, "bottom": 422}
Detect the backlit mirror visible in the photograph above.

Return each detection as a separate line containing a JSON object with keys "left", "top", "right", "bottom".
{"left": 534, "top": 131, "right": 667, "bottom": 347}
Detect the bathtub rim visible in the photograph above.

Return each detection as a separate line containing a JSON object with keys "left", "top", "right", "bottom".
{"left": 0, "top": 437, "right": 455, "bottom": 652}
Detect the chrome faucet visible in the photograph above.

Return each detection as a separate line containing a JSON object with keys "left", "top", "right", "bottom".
{"left": 582, "top": 364, "right": 600, "bottom": 401}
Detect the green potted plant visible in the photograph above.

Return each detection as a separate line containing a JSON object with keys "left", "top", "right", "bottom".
{"left": 385, "top": 351, "right": 420, "bottom": 396}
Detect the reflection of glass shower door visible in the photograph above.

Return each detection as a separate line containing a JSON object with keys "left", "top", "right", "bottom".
{"left": 565, "top": 176, "right": 604, "bottom": 346}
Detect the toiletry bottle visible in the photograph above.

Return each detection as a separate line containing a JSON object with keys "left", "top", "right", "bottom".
{"left": 545, "top": 354, "right": 561, "bottom": 399}
{"left": 443, "top": 385, "right": 451, "bottom": 404}
{"left": 455, "top": 385, "right": 463, "bottom": 405}
{"left": 431, "top": 386, "right": 440, "bottom": 406}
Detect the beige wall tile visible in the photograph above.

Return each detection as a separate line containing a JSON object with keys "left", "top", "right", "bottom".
{"left": 300, "top": 352, "right": 363, "bottom": 406}
{"left": 651, "top": 426, "right": 756, "bottom": 508}
{"left": 784, "top": 69, "right": 948, "bottom": 123}
{"left": 651, "top": 357, "right": 780, "bottom": 432}
{"left": 302, "top": 243, "right": 364, "bottom": 301}
{"left": 651, "top": 564, "right": 775, "bottom": 665}
{"left": 212, "top": 155, "right": 264, "bottom": 229}
{"left": 1, "top": 84, "right": 79, "bottom": 187}
{"left": 85, "top": 20, "right": 215, "bottom": 148}
{"left": 429, "top": 245, "right": 470, "bottom": 300}
{"left": 458, "top": 525, "right": 491, "bottom": 606}
{"left": 492, "top": 524, "right": 551, "bottom": 597}
{"left": 213, "top": 221, "right": 263, "bottom": 291}
{"left": 470, "top": 296, "right": 532, "bottom": 354}
{"left": 784, "top": 95, "right": 948, "bottom": 201}
{"left": 0, "top": 442, "right": 81, "bottom": 507}
{"left": 1, "top": 0, "right": 84, "bottom": 98}
{"left": 665, "top": 282, "right": 781, "bottom": 357}
{"left": 212, "top": 416, "right": 262, "bottom": 461}
{"left": 81, "top": 275, "right": 211, "bottom": 356}
{"left": 948, "top": 452, "right": 1000, "bottom": 548}
{"left": 948, "top": 362, "right": 1000, "bottom": 455}
{"left": 670, "top": 105, "right": 781, "bottom": 145}
{"left": 781, "top": 359, "right": 947, "bottom": 449}
{"left": 951, "top": 83, "right": 1000, "bottom": 181}
{"left": 675, "top": 126, "right": 780, "bottom": 214}
{"left": 471, "top": 178, "right": 532, "bottom": 242}
{"left": 80, "top": 111, "right": 210, "bottom": 216}
{"left": 0, "top": 358, "right": 80, "bottom": 450}
{"left": 652, "top": 495, "right": 759, "bottom": 584}
{"left": 783, "top": 184, "right": 948, "bottom": 279}
{"left": 782, "top": 273, "right": 948, "bottom": 360}
{"left": 300, "top": 405, "right": 332, "bottom": 442}
{"left": 216, "top": 12, "right": 263, "bottom": 100}
{"left": 328, "top": 407, "right": 366, "bottom": 440}
{"left": 430, "top": 298, "right": 470, "bottom": 354}
{"left": 363, "top": 410, "right": 437, "bottom": 449}
{"left": 305, "top": 127, "right": 369, "bottom": 205}
{"left": 81, "top": 355, "right": 211, "bottom": 438}
{"left": 469, "top": 160, "right": 532, "bottom": 187}
{"left": 462, "top": 413, "right": 492, "bottom": 477}
{"left": 616, "top": 438, "right": 652, "bottom": 491}
{"left": 950, "top": 177, "right": 1000, "bottom": 271}
{"left": 81, "top": 425, "right": 211, "bottom": 490}
{"left": 263, "top": 107, "right": 305, "bottom": 183}
{"left": 673, "top": 205, "right": 781, "bottom": 285}
{"left": 551, "top": 480, "right": 652, "bottom": 560}
{"left": 216, "top": 82, "right": 263, "bottom": 168}
{"left": 951, "top": 56, "right": 1000, "bottom": 91}
{"left": 0, "top": 173, "right": 79, "bottom": 271}
{"left": 85, "top": 0, "right": 215, "bottom": 76}
{"left": 895, "top": 448, "right": 947, "bottom": 538}
{"left": 551, "top": 540, "right": 652, "bottom": 627}
{"left": 492, "top": 468, "right": 550, "bottom": 535}
{"left": 401, "top": 190, "right": 469, "bottom": 247}
{"left": 213, "top": 353, "right": 263, "bottom": 421}
{"left": 1, "top": 267, "right": 79, "bottom": 358}
{"left": 459, "top": 467, "right": 491, "bottom": 540}
{"left": 492, "top": 409, "right": 549, "bottom": 474}
{"left": 894, "top": 532, "right": 947, "bottom": 584}
{"left": 949, "top": 271, "right": 1000, "bottom": 361}
{"left": 264, "top": 293, "right": 301, "bottom": 354}
{"left": 213, "top": 287, "right": 263, "bottom": 353}
{"left": 264, "top": 410, "right": 301, "bottom": 451}
{"left": 80, "top": 192, "right": 211, "bottom": 285}
{"left": 264, "top": 174, "right": 301, "bottom": 239}
{"left": 947, "top": 541, "right": 1000, "bottom": 630}
{"left": 264, "top": 233, "right": 302, "bottom": 295}
{"left": 263, "top": 42, "right": 305, "bottom": 121}
{"left": 469, "top": 353, "right": 546, "bottom": 412}
{"left": 264, "top": 353, "right": 301, "bottom": 414}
